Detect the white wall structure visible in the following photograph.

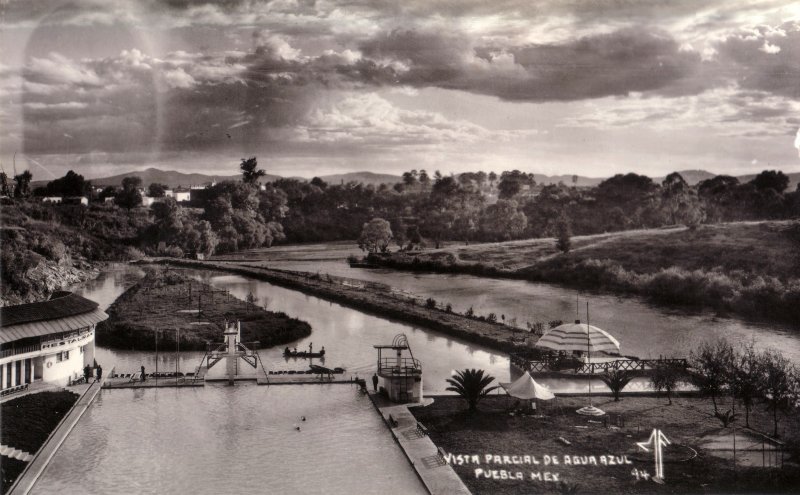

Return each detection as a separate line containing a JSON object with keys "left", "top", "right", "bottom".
{"left": 0, "top": 292, "right": 107, "bottom": 388}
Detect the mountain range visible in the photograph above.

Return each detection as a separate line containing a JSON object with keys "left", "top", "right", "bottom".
{"left": 31, "top": 167, "right": 798, "bottom": 191}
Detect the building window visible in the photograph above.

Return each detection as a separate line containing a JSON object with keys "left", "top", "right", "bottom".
{"left": 56, "top": 351, "right": 69, "bottom": 362}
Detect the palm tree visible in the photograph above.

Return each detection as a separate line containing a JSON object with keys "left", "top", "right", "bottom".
{"left": 600, "top": 369, "right": 633, "bottom": 401}
{"left": 446, "top": 369, "right": 500, "bottom": 412}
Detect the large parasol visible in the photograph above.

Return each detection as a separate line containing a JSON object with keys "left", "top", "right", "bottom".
{"left": 536, "top": 306, "right": 621, "bottom": 416}
{"left": 535, "top": 321, "right": 621, "bottom": 355}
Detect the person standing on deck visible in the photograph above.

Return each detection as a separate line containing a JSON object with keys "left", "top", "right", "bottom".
{"left": 372, "top": 373, "right": 379, "bottom": 392}
{"left": 84, "top": 365, "right": 92, "bottom": 384}
{"left": 96, "top": 364, "right": 103, "bottom": 383}
{"left": 141, "top": 365, "right": 146, "bottom": 382}
{"left": 309, "top": 342, "right": 313, "bottom": 354}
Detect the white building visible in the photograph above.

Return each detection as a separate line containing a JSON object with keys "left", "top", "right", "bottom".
{"left": 174, "top": 189, "right": 191, "bottom": 202}
{"left": 0, "top": 292, "right": 108, "bottom": 389}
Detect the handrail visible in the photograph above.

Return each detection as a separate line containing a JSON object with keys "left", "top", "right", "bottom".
{"left": 513, "top": 357, "right": 688, "bottom": 374}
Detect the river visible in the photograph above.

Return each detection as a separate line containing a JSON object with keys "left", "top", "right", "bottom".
{"left": 77, "top": 252, "right": 799, "bottom": 395}
{"left": 212, "top": 241, "right": 800, "bottom": 363}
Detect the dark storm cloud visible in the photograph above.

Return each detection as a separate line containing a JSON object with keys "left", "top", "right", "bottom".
{"left": 358, "top": 27, "right": 702, "bottom": 101}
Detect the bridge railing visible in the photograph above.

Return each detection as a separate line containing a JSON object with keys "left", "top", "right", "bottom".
{"left": 511, "top": 355, "right": 688, "bottom": 375}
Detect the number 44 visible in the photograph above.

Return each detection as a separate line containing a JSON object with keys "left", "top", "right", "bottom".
{"left": 631, "top": 468, "right": 650, "bottom": 481}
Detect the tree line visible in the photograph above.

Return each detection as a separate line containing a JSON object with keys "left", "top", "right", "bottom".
{"left": 5, "top": 161, "right": 799, "bottom": 260}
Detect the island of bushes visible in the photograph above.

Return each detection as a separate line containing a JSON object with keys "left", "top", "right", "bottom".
{"left": 96, "top": 268, "right": 311, "bottom": 351}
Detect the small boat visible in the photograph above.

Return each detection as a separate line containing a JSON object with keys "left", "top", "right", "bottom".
{"left": 284, "top": 348, "right": 325, "bottom": 358}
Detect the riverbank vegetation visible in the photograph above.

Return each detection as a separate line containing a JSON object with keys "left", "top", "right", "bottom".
{"left": 368, "top": 221, "right": 800, "bottom": 325}
{"left": 95, "top": 268, "right": 310, "bottom": 351}
{"left": 1, "top": 391, "right": 79, "bottom": 493}
{"left": 411, "top": 394, "right": 800, "bottom": 495}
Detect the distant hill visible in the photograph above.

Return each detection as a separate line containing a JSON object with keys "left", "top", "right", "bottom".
{"left": 87, "top": 168, "right": 246, "bottom": 188}
{"left": 318, "top": 172, "right": 401, "bottom": 186}
{"left": 530, "top": 174, "right": 604, "bottom": 187}
{"left": 30, "top": 167, "right": 799, "bottom": 192}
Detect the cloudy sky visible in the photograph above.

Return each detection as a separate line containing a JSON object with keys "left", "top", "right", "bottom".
{"left": 1, "top": 0, "right": 799, "bottom": 180}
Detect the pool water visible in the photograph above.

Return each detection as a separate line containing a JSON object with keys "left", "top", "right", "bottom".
{"left": 32, "top": 384, "right": 426, "bottom": 495}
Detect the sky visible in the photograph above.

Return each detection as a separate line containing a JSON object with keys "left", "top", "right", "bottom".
{"left": 1, "top": 0, "right": 799, "bottom": 181}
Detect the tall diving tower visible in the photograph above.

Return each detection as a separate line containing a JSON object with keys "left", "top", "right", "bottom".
{"left": 373, "top": 334, "right": 422, "bottom": 403}
{"left": 202, "top": 320, "right": 266, "bottom": 385}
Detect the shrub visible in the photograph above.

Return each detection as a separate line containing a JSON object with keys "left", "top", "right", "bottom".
{"left": 465, "top": 306, "right": 474, "bottom": 318}
{"left": 445, "top": 303, "right": 452, "bottom": 313}
{"left": 425, "top": 297, "right": 437, "bottom": 309}
{"left": 486, "top": 312, "right": 497, "bottom": 323}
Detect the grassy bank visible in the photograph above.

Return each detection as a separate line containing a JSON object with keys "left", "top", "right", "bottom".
{"left": 411, "top": 395, "right": 800, "bottom": 495}
{"left": 370, "top": 221, "right": 800, "bottom": 325}
{"left": 96, "top": 268, "right": 311, "bottom": 350}
{"left": 141, "top": 259, "right": 525, "bottom": 354}
{"left": 1, "top": 391, "right": 79, "bottom": 494}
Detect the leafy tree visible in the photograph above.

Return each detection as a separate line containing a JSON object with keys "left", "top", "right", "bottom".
{"left": 600, "top": 369, "right": 633, "bottom": 401}
{"left": 148, "top": 183, "right": 168, "bottom": 198}
{"left": 115, "top": 176, "right": 143, "bottom": 210}
{"left": 690, "top": 339, "right": 734, "bottom": 414}
{"left": 419, "top": 169, "right": 430, "bottom": 186}
{"left": 40, "top": 170, "right": 91, "bottom": 197}
{"left": 759, "top": 349, "right": 798, "bottom": 438}
{"left": 498, "top": 170, "right": 533, "bottom": 199}
{"left": 310, "top": 177, "right": 327, "bottom": 189}
{"left": 480, "top": 200, "right": 527, "bottom": 241}
{"left": 402, "top": 170, "right": 418, "bottom": 186}
{"left": 488, "top": 171, "right": 497, "bottom": 186}
{"left": 660, "top": 172, "right": 705, "bottom": 227}
{"left": 445, "top": 369, "right": 500, "bottom": 412}
{"left": 750, "top": 170, "right": 789, "bottom": 193}
{"left": 651, "top": 361, "right": 682, "bottom": 405}
{"left": 14, "top": 170, "right": 32, "bottom": 198}
{"left": 596, "top": 173, "right": 656, "bottom": 209}
{"left": 406, "top": 225, "right": 422, "bottom": 250}
{"left": 240, "top": 156, "right": 265, "bottom": 185}
{"left": 357, "top": 217, "right": 393, "bottom": 253}
{"left": 731, "top": 342, "right": 762, "bottom": 428}
{"left": 555, "top": 215, "right": 572, "bottom": 253}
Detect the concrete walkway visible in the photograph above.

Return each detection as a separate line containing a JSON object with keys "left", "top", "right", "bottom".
{"left": 368, "top": 393, "right": 471, "bottom": 495}
{"left": 8, "top": 369, "right": 113, "bottom": 495}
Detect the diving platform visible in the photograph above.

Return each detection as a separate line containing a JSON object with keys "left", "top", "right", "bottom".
{"left": 374, "top": 334, "right": 423, "bottom": 404}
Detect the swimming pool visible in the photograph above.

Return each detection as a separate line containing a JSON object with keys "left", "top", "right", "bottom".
{"left": 32, "top": 384, "right": 426, "bottom": 494}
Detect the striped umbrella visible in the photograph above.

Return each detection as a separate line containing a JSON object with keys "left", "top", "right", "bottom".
{"left": 535, "top": 321, "right": 621, "bottom": 355}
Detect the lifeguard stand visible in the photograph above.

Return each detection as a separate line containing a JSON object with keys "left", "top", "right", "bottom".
{"left": 374, "top": 334, "right": 422, "bottom": 403}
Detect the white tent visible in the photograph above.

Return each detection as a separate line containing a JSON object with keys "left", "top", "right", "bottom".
{"left": 500, "top": 371, "right": 555, "bottom": 400}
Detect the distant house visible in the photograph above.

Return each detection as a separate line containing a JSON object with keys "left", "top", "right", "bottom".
{"left": 174, "top": 188, "right": 191, "bottom": 203}
{"left": 0, "top": 292, "right": 108, "bottom": 388}
{"left": 141, "top": 196, "right": 157, "bottom": 207}
{"left": 63, "top": 196, "right": 89, "bottom": 205}
{"left": 164, "top": 189, "right": 174, "bottom": 198}
{"left": 42, "top": 196, "right": 88, "bottom": 205}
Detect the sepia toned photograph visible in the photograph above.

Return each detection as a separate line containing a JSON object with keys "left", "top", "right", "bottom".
{"left": 1, "top": 1, "right": 799, "bottom": 494}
